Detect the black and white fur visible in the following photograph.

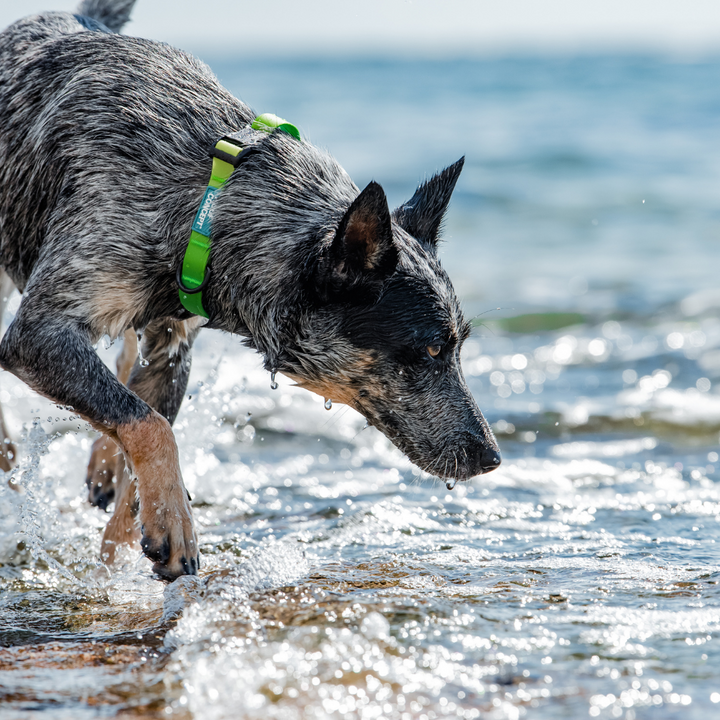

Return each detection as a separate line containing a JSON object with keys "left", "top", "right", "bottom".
{"left": 0, "top": 0, "right": 500, "bottom": 580}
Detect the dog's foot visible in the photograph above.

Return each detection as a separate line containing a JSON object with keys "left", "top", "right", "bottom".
{"left": 86, "top": 436, "right": 120, "bottom": 510}
{"left": 117, "top": 411, "right": 199, "bottom": 581}
{"left": 139, "top": 485, "right": 199, "bottom": 580}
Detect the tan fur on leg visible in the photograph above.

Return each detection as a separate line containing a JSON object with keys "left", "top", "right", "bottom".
{"left": 86, "top": 436, "right": 120, "bottom": 508}
{"left": 116, "top": 411, "right": 197, "bottom": 579}
{"left": 86, "top": 328, "right": 138, "bottom": 506}
{"left": 100, "top": 454, "right": 140, "bottom": 564}
{"left": 116, "top": 328, "right": 138, "bottom": 384}
{"left": 0, "top": 405, "right": 16, "bottom": 474}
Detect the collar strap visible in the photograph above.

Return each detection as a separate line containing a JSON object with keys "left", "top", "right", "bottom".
{"left": 177, "top": 114, "right": 300, "bottom": 318}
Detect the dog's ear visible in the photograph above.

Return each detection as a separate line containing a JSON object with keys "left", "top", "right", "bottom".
{"left": 392, "top": 157, "right": 464, "bottom": 250}
{"left": 328, "top": 180, "right": 397, "bottom": 283}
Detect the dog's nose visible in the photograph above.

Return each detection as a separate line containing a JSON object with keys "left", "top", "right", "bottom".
{"left": 457, "top": 432, "right": 502, "bottom": 476}
{"left": 479, "top": 447, "right": 501, "bottom": 474}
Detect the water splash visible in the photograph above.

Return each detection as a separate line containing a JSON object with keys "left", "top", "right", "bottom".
{"left": 9, "top": 422, "right": 88, "bottom": 586}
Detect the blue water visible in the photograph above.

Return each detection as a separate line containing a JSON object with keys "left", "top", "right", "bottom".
{"left": 2, "top": 54, "right": 720, "bottom": 719}
{"left": 213, "top": 55, "right": 720, "bottom": 318}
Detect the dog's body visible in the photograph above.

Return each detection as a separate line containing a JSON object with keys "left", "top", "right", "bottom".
{"left": 0, "top": 0, "right": 500, "bottom": 579}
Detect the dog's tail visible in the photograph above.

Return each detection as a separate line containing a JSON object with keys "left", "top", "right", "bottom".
{"left": 75, "top": 0, "right": 136, "bottom": 33}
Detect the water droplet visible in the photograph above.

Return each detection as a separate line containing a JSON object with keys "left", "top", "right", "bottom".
{"left": 445, "top": 478, "right": 457, "bottom": 491}
{"left": 167, "top": 327, "right": 173, "bottom": 333}
{"left": 234, "top": 412, "right": 252, "bottom": 429}
{"left": 139, "top": 357, "right": 150, "bottom": 367}
{"left": 270, "top": 371, "right": 278, "bottom": 390}
{"left": 324, "top": 398, "right": 333, "bottom": 410}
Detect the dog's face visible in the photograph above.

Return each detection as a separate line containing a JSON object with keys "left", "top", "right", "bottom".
{"left": 285, "top": 159, "right": 501, "bottom": 483}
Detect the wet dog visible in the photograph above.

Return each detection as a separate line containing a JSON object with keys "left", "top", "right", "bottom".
{"left": 0, "top": 0, "right": 500, "bottom": 580}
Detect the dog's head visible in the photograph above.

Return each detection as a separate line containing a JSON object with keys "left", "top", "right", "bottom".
{"left": 283, "top": 158, "right": 501, "bottom": 483}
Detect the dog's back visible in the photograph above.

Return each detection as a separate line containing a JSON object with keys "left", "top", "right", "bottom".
{"left": 0, "top": 1, "right": 251, "bottom": 300}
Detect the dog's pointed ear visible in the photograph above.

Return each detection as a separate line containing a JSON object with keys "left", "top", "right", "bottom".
{"left": 329, "top": 180, "right": 397, "bottom": 281}
{"left": 392, "top": 157, "right": 464, "bottom": 250}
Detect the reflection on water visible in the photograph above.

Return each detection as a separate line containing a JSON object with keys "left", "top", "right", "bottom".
{"left": 2, "top": 54, "right": 720, "bottom": 719}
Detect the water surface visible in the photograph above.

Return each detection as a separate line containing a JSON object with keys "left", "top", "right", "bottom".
{"left": 1, "top": 54, "right": 720, "bottom": 719}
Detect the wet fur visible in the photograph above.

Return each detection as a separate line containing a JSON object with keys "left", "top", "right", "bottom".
{"left": 0, "top": 1, "right": 500, "bottom": 580}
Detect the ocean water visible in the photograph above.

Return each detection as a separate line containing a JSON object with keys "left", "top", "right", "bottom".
{"left": 2, "top": 53, "right": 720, "bottom": 719}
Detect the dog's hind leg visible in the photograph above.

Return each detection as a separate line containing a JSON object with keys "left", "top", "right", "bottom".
{"left": 86, "top": 327, "right": 138, "bottom": 509}
{"left": 96, "top": 453, "right": 139, "bottom": 564}
{"left": 0, "top": 300, "right": 199, "bottom": 580}
{"left": 0, "top": 270, "right": 18, "bottom": 474}
{"left": 125, "top": 318, "right": 201, "bottom": 426}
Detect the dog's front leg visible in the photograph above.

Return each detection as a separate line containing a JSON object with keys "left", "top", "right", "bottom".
{"left": 88, "top": 318, "right": 198, "bottom": 540}
{"left": 0, "top": 308, "right": 198, "bottom": 580}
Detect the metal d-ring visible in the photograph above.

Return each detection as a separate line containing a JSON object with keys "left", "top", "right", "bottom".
{"left": 176, "top": 264, "right": 211, "bottom": 295}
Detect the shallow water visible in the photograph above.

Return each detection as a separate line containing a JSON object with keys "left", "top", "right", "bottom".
{"left": 2, "top": 54, "right": 720, "bottom": 719}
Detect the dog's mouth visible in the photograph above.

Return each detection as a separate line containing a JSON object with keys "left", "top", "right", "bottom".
{"left": 403, "top": 438, "right": 502, "bottom": 483}
{"left": 358, "top": 404, "right": 501, "bottom": 483}
{"left": 283, "top": 372, "right": 501, "bottom": 482}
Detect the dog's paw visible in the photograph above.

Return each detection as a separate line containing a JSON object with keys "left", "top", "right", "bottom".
{"left": 86, "top": 436, "right": 120, "bottom": 510}
{"left": 139, "top": 487, "right": 199, "bottom": 581}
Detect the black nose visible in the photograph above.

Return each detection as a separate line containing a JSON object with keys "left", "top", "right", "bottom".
{"left": 458, "top": 432, "right": 502, "bottom": 476}
{"left": 480, "top": 447, "right": 501, "bottom": 474}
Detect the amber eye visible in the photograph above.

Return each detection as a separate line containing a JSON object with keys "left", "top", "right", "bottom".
{"left": 427, "top": 345, "right": 441, "bottom": 358}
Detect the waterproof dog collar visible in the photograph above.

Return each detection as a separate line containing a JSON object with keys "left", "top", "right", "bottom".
{"left": 177, "top": 114, "right": 300, "bottom": 318}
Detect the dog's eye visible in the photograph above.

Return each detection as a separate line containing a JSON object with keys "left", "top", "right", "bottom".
{"left": 427, "top": 345, "right": 442, "bottom": 358}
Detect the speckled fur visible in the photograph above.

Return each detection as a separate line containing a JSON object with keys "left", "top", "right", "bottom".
{"left": 0, "top": 1, "right": 500, "bottom": 579}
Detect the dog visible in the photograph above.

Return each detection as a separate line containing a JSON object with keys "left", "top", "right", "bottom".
{"left": 0, "top": 0, "right": 501, "bottom": 580}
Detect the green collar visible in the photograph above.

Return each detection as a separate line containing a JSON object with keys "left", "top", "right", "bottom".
{"left": 177, "top": 114, "right": 300, "bottom": 318}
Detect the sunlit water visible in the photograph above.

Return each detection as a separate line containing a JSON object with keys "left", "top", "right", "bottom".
{"left": 2, "top": 54, "right": 720, "bottom": 719}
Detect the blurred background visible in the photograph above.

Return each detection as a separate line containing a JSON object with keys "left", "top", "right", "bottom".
{"left": 2, "top": 2, "right": 720, "bottom": 719}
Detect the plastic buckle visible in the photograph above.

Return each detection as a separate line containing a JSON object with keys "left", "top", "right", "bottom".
{"left": 209, "top": 137, "right": 256, "bottom": 168}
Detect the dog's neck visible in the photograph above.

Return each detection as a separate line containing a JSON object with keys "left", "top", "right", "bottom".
{"left": 189, "top": 132, "right": 358, "bottom": 369}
